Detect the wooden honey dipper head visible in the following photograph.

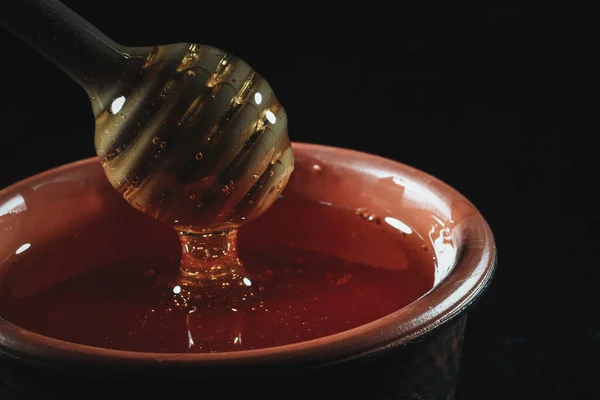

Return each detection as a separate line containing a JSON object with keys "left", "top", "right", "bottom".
{"left": 95, "top": 43, "right": 294, "bottom": 234}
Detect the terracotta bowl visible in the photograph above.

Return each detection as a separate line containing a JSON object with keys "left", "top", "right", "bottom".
{"left": 0, "top": 143, "right": 496, "bottom": 399}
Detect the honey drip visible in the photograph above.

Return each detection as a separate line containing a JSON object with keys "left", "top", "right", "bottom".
{"left": 173, "top": 229, "right": 257, "bottom": 312}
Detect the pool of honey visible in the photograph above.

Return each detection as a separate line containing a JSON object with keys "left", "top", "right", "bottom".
{"left": 0, "top": 197, "right": 435, "bottom": 353}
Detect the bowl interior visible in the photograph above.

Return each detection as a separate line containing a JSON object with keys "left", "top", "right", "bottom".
{"left": 0, "top": 143, "right": 495, "bottom": 365}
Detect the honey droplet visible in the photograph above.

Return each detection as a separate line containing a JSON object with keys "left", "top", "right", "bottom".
{"left": 367, "top": 215, "right": 378, "bottom": 224}
{"left": 355, "top": 208, "right": 368, "bottom": 219}
{"left": 335, "top": 274, "right": 352, "bottom": 286}
{"left": 195, "top": 152, "right": 203, "bottom": 161}
{"left": 152, "top": 137, "right": 160, "bottom": 145}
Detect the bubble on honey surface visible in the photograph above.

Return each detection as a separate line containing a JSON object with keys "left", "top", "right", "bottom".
{"left": 152, "top": 137, "right": 160, "bottom": 145}
{"left": 195, "top": 152, "right": 203, "bottom": 161}
{"left": 354, "top": 208, "right": 382, "bottom": 226}
{"left": 196, "top": 203, "right": 203, "bottom": 209}
{"left": 189, "top": 193, "right": 196, "bottom": 200}
{"left": 251, "top": 174, "right": 259, "bottom": 181}
{"left": 160, "top": 141, "right": 167, "bottom": 148}
{"left": 355, "top": 208, "right": 368, "bottom": 219}
{"left": 367, "top": 215, "right": 381, "bottom": 225}
{"left": 312, "top": 164, "right": 322, "bottom": 172}
{"left": 222, "top": 185, "right": 229, "bottom": 193}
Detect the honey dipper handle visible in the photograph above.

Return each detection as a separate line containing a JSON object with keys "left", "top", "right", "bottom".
{"left": 0, "top": 0, "right": 147, "bottom": 113}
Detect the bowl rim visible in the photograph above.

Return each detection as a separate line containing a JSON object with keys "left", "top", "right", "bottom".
{"left": 0, "top": 142, "right": 497, "bottom": 369}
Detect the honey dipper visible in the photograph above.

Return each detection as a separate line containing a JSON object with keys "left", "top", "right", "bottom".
{"left": 0, "top": 0, "right": 294, "bottom": 235}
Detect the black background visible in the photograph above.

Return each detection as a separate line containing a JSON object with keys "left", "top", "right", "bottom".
{"left": 0, "top": 2, "right": 597, "bottom": 399}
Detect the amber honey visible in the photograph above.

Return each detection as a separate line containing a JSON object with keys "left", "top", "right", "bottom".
{"left": 0, "top": 197, "right": 435, "bottom": 353}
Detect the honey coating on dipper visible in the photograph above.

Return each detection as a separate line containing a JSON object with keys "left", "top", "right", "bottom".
{"left": 94, "top": 43, "right": 294, "bottom": 234}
